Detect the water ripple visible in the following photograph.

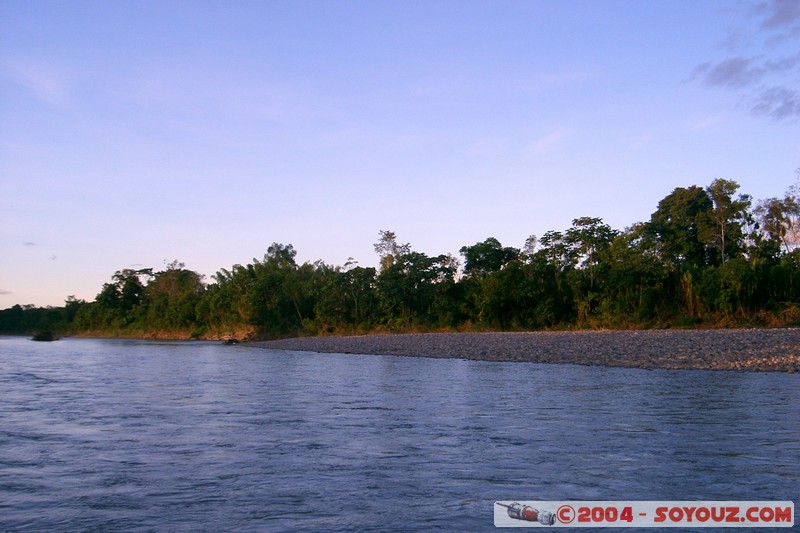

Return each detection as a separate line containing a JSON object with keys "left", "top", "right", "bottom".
{"left": 1, "top": 336, "right": 798, "bottom": 531}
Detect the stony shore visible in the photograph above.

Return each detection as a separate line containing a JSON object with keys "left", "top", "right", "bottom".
{"left": 249, "top": 329, "right": 800, "bottom": 372}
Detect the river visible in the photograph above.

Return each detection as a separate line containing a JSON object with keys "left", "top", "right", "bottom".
{"left": 1, "top": 337, "right": 797, "bottom": 531}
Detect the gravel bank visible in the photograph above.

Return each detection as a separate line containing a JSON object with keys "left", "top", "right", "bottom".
{"left": 249, "top": 329, "right": 800, "bottom": 372}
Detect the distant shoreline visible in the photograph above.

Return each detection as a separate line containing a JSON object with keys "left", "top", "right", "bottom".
{"left": 249, "top": 329, "right": 800, "bottom": 373}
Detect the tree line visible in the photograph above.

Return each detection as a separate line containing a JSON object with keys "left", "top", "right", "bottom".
{"left": 3, "top": 178, "right": 800, "bottom": 339}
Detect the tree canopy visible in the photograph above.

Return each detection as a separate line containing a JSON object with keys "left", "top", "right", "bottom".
{"left": 3, "top": 178, "right": 800, "bottom": 339}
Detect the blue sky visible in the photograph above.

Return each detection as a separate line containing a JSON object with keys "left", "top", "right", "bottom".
{"left": 1, "top": 0, "right": 799, "bottom": 308}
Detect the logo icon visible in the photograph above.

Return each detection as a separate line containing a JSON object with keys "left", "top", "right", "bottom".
{"left": 557, "top": 504, "right": 576, "bottom": 524}
{"left": 496, "top": 502, "right": 556, "bottom": 525}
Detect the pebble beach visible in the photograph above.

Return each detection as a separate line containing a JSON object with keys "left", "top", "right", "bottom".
{"left": 250, "top": 329, "right": 800, "bottom": 372}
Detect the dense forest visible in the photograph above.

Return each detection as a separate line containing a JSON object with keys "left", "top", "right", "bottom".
{"left": 3, "top": 178, "right": 800, "bottom": 340}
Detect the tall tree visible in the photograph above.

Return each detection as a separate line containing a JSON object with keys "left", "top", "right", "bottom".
{"left": 145, "top": 262, "right": 205, "bottom": 330}
{"left": 266, "top": 242, "right": 298, "bottom": 269}
{"left": 648, "top": 185, "right": 714, "bottom": 268}
{"left": 249, "top": 244, "right": 307, "bottom": 336}
{"left": 377, "top": 250, "right": 456, "bottom": 326}
{"left": 374, "top": 230, "right": 411, "bottom": 270}
{"left": 705, "top": 178, "right": 752, "bottom": 264}
{"left": 565, "top": 217, "right": 618, "bottom": 271}
{"left": 756, "top": 180, "right": 800, "bottom": 253}
{"left": 459, "top": 237, "right": 520, "bottom": 277}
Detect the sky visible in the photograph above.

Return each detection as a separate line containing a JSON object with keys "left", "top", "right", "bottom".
{"left": 1, "top": 0, "right": 799, "bottom": 308}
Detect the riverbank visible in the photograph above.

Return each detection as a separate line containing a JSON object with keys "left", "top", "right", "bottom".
{"left": 250, "top": 329, "right": 800, "bottom": 372}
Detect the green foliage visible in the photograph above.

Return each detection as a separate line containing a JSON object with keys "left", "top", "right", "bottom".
{"left": 374, "top": 230, "right": 411, "bottom": 271}
{"left": 3, "top": 179, "right": 800, "bottom": 338}
{"left": 376, "top": 250, "right": 457, "bottom": 327}
{"left": 648, "top": 185, "right": 714, "bottom": 267}
{"left": 705, "top": 178, "right": 752, "bottom": 264}
{"left": 0, "top": 297, "right": 89, "bottom": 336}
{"left": 144, "top": 263, "right": 205, "bottom": 330}
{"left": 460, "top": 237, "right": 520, "bottom": 277}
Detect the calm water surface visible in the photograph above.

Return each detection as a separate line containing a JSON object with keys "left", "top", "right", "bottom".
{"left": 1, "top": 337, "right": 798, "bottom": 531}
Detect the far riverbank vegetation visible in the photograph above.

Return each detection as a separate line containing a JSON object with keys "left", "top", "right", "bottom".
{"left": 3, "top": 178, "right": 800, "bottom": 340}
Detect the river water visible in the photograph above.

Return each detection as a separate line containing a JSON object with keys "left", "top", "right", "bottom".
{"left": 1, "top": 337, "right": 797, "bottom": 531}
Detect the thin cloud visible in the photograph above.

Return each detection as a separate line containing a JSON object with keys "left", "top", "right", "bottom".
{"left": 0, "top": 289, "right": 11, "bottom": 296}
{"left": 1, "top": 59, "right": 71, "bottom": 106}
{"left": 693, "top": 52, "right": 800, "bottom": 89}
{"left": 468, "top": 138, "right": 508, "bottom": 158}
{"left": 628, "top": 133, "right": 655, "bottom": 150}
{"left": 691, "top": 1, "right": 800, "bottom": 121}
{"left": 694, "top": 57, "right": 764, "bottom": 88}
{"left": 765, "top": 52, "right": 800, "bottom": 70}
{"left": 23, "top": 242, "right": 37, "bottom": 246}
{"left": 751, "top": 87, "right": 800, "bottom": 119}
{"left": 687, "top": 115, "right": 724, "bottom": 131}
{"left": 527, "top": 128, "right": 569, "bottom": 157}
{"left": 126, "top": 66, "right": 325, "bottom": 126}
{"left": 757, "top": 0, "right": 800, "bottom": 31}
{"left": 510, "top": 70, "right": 595, "bottom": 93}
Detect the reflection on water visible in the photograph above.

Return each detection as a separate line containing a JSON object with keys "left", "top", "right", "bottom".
{"left": 1, "top": 336, "right": 798, "bottom": 531}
